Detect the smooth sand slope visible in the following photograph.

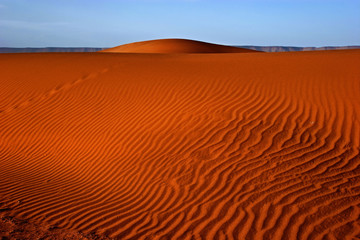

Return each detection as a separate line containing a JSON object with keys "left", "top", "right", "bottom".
{"left": 101, "top": 39, "right": 258, "bottom": 53}
{"left": 0, "top": 44, "right": 360, "bottom": 239}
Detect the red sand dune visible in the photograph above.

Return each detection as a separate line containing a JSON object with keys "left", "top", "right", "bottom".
{"left": 101, "top": 38, "right": 257, "bottom": 53}
{"left": 0, "top": 40, "right": 360, "bottom": 239}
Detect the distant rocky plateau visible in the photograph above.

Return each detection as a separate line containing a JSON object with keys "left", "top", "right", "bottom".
{"left": 0, "top": 46, "right": 359, "bottom": 53}
{"left": 0, "top": 47, "right": 105, "bottom": 53}
{"left": 239, "top": 45, "right": 360, "bottom": 52}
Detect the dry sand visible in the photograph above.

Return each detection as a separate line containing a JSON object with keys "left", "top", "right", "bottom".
{"left": 101, "top": 39, "right": 258, "bottom": 53}
{"left": 0, "top": 39, "right": 360, "bottom": 239}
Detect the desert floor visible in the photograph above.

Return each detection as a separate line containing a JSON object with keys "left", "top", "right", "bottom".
{"left": 1, "top": 48, "right": 360, "bottom": 239}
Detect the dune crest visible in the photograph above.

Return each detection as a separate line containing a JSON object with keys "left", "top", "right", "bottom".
{"left": 101, "top": 38, "right": 258, "bottom": 53}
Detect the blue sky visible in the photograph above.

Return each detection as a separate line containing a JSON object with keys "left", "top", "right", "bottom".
{"left": 0, "top": 0, "right": 359, "bottom": 47}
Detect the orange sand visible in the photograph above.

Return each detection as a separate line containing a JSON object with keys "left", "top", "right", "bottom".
{"left": 101, "top": 39, "right": 258, "bottom": 53}
{"left": 0, "top": 40, "right": 360, "bottom": 239}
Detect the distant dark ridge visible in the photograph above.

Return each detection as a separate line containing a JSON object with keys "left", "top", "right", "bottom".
{"left": 238, "top": 45, "right": 360, "bottom": 52}
{"left": 1, "top": 46, "right": 359, "bottom": 53}
{"left": 0, "top": 47, "right": 105, "bottom": 53}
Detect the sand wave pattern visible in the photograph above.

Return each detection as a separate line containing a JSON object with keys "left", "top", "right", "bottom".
{"left": 1, "top": 50, "right": 360, "bottom": 239}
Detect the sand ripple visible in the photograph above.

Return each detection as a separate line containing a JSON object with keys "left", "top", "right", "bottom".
{"left": 0, "top": 50, "right": 360, "bottom": 239}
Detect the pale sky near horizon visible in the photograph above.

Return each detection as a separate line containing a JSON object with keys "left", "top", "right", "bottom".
{"left": 0, "top": 0, "right": 359, "bottom": 47}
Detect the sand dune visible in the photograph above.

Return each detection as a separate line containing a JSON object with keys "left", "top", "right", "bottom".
{"left": 0, "top": 47, "right": 360, "bottom": 239}
{"left": 2, "top": 45, "right": 359, "bottom": 53}
{"left": 101, "top": 39, "right": 257, "bottom": 53}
